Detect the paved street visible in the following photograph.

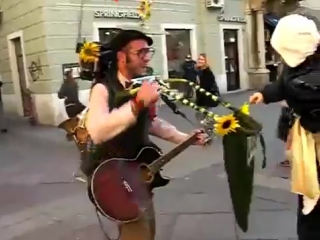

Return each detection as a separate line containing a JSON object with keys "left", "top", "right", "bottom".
{"left": 0, "top": 91, "right": 298, "bottom": 240}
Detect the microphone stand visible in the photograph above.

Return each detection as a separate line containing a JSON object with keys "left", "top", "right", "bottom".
{"left": 160, "top": 94, "right": 195, "bottom": 126}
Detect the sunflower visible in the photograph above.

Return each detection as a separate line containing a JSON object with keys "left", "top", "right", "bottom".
{"left": 240, "top": 102, "right": 250, "bottom": 115}
{"left": 214, "top": 114, "right": 240, "bottom": 136}
{"left": 138, "top": 0, "right": 152, "bottom": 20}
{"left": 79, "top": 42, "right": 100, "bottom": 63}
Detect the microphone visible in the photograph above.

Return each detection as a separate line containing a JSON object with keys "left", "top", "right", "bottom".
{"left": 160, "top": 94, "right": 194, "bottom": 126}
{"left": 160, "top": 94, "right": 180, "bottom": 114}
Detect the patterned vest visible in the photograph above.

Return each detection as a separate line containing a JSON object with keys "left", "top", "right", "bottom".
{"left": 82, "top": 77, "right": 153, "bottom": 176}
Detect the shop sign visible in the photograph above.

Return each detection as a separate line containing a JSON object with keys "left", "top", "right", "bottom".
{"left": 94, "top": 10, "right": 140, "bottom": 19}
{"left": 217, "top": 15, "right": 246, "bottom": 23}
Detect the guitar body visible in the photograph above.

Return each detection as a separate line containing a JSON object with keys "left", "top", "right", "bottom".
{"left": 89, "top": 147, "right": 170, "bottom": 222}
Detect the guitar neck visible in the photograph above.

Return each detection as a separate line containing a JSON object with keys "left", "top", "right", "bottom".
{"left": 148, "top": 133, "right": 198, "bottom": 173}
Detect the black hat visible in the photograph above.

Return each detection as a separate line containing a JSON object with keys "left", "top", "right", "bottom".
{"left": 109, "top": 29, "right": 153, "bottom": 52}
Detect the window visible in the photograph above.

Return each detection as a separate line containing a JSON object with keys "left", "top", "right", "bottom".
{"left": 165, "top": 29, "right": 191, "bottom": 79}
{"left": 98, "top": 28, "right": 121, "bottom": 42}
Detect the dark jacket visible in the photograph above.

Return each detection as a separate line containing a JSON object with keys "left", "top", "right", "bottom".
{"left": 196, "top": 67, "right": 219, "bottom": 107}
{"left": 260, "top": 62, "right": 320, "bottom": 133}
{"left": 58, "top": 81, "right": 81, "bottom": 106}
{"left": 260, "top": 64, "right": 288, "bottom": 104}
{"left": 182, "top": 60, "right": 197, "bottom": 82}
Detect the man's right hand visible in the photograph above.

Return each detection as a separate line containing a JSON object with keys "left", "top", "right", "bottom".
{"left": 136, "top": 81, "right": 159, "bottom": 107}
{"left": 249, "top": 92, "right": 264, "bottom": 104}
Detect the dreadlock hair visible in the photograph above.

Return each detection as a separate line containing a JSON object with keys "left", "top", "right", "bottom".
{"left": 79, "top": 41, "right": 119, "bottom": 88}
{"left": 92, "top": 43, "right": 119, "bottom": 88}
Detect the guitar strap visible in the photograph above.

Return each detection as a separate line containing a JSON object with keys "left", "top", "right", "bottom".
{"left": 95, "top": 210, "right": 121, "bottom": 240}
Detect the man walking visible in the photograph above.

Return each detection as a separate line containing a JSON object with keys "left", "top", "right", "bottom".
{"left": 182, "top": 54, "right": 197, "bottom": 98}
{"left": 84, "top": 29, "right": 207, "bottom": 240}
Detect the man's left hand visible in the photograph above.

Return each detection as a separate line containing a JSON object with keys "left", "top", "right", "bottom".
{"left": 192, "top": 129, "right": 209, "bottom": 146}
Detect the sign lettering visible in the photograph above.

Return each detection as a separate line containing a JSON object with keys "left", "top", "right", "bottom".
{"left": 94, "top": 10, "right": 141, "bottom": 19}
{"left": 217, "top": 15, "right": 246, "bottom": 23}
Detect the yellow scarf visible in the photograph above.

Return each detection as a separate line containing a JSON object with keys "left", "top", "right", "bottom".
{"left": 289, "top": 118, "right": 320, "bottom": 214}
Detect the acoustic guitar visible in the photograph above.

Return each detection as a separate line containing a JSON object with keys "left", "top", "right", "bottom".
{"left": 89, "top": 132, "right": 198, "bottom": 223}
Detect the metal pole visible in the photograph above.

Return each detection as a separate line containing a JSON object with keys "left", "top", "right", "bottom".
{"left": 76, "top": 0, "right": 85, "bottom": 53}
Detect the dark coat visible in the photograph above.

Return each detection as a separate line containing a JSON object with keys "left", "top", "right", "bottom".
{"left": 260, "top": 61, "right": 320, "bottom": 133}
{"left": 195, "top": 67, "right": 219, "bottom": 107}
{"left": 58, "top": 81, "right": 81, "bottom": 105}
{"left": 182, "top": 60, "right": 197, "bottom": 82}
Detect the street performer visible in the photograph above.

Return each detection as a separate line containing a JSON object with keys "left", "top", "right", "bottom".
{"left": 249, "top": 14, "right": 320, "bottom": 240}
{"left": 83, "top": 29, "right": 207, "bottom": 240}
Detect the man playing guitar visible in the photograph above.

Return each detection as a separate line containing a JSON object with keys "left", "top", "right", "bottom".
{"left": 85, "top": 30, "right": 207, "bottom": 240}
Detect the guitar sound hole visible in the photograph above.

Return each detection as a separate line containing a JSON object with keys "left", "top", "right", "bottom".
{"left": 140, "top": 164, "right": 153, "bottom": 183}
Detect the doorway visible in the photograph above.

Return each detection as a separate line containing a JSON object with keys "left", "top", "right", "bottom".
{"left": 223, "top": 29, "right": 240, "bottom": 91}
{"left": 12, "top": 37, "right": 29, "bottom": 116}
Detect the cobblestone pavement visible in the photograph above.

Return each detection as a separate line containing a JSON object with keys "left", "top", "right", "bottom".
{"left": 0, "top": 91, "right": 298, "bottom": 240}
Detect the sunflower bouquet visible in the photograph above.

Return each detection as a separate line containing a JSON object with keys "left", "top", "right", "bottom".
{"left": 117, "top": 76, "right": 266, "bottom": 232}
{"left": 78, "top": 41, "right": 100, "bottom": 80}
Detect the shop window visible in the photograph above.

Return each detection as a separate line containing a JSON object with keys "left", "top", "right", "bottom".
{"left": 98, "top": 28, "right": 121, "bottom": 43}
{"left": 165, "top": 29, "right": 191, "bottom": 79}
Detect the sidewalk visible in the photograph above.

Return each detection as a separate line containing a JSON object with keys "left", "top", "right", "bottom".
{"left": 0, "top": 163, "right": 298, "bottom": 240}
{"left": 0, "top": 91, "right": 299, "bottom": 239}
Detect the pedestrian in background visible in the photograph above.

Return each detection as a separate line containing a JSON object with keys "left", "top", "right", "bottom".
{"left": 58, "top": 70, "right": 86, "bottom": 182}
{"left": 195, "top": 53, "right": 220, "bottom": 121}
{"left": 0, "top": 80, "right": 7, "bottom": 133}
{"left": 182, "top": 54, "right": 197, "bottom": 98}
{"left": 58, "top": 70, "right": 85, "bottom": 118}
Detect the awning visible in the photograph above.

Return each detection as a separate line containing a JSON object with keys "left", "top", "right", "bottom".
{"left": 264, "top": 14, "right": 279, "bottom": 28}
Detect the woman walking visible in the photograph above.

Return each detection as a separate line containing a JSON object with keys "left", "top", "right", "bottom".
{"left": 195, "top": 53, "right": 220, "bottom": 121}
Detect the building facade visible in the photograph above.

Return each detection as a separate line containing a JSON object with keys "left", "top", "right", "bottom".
{"left": 199, "top": 0, "right": 248, "bottom": 93}
{"left": 0, "top": 0, "right": 248, "bottom": 125}
{"left": 244, "top": 0, "right": 313, "bottom": 89}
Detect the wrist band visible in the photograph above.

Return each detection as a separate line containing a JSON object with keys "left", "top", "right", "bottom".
{"left": 134, "top": 96, "right": 145, "bottom": 109}
{"left": 130, "top": 97, "right": 143, "bottom": 116}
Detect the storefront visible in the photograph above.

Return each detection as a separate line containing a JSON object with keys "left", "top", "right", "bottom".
{"left": 199, "top": 0, "right": 248, "bottom": 93}
{"left": 0, "top": 0, "right": 198, "bottom": 125}
{"left": 1, "top": 0, "right": 248, "bottom": 125}
{"left": 264, "top": 13, "right": 280, "bottom": 82}
{"left": 92, "top": 9, "right": 198, "bottom": 83}
{"left": 219, "top": 17, "right": 246, "bottom": 92}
